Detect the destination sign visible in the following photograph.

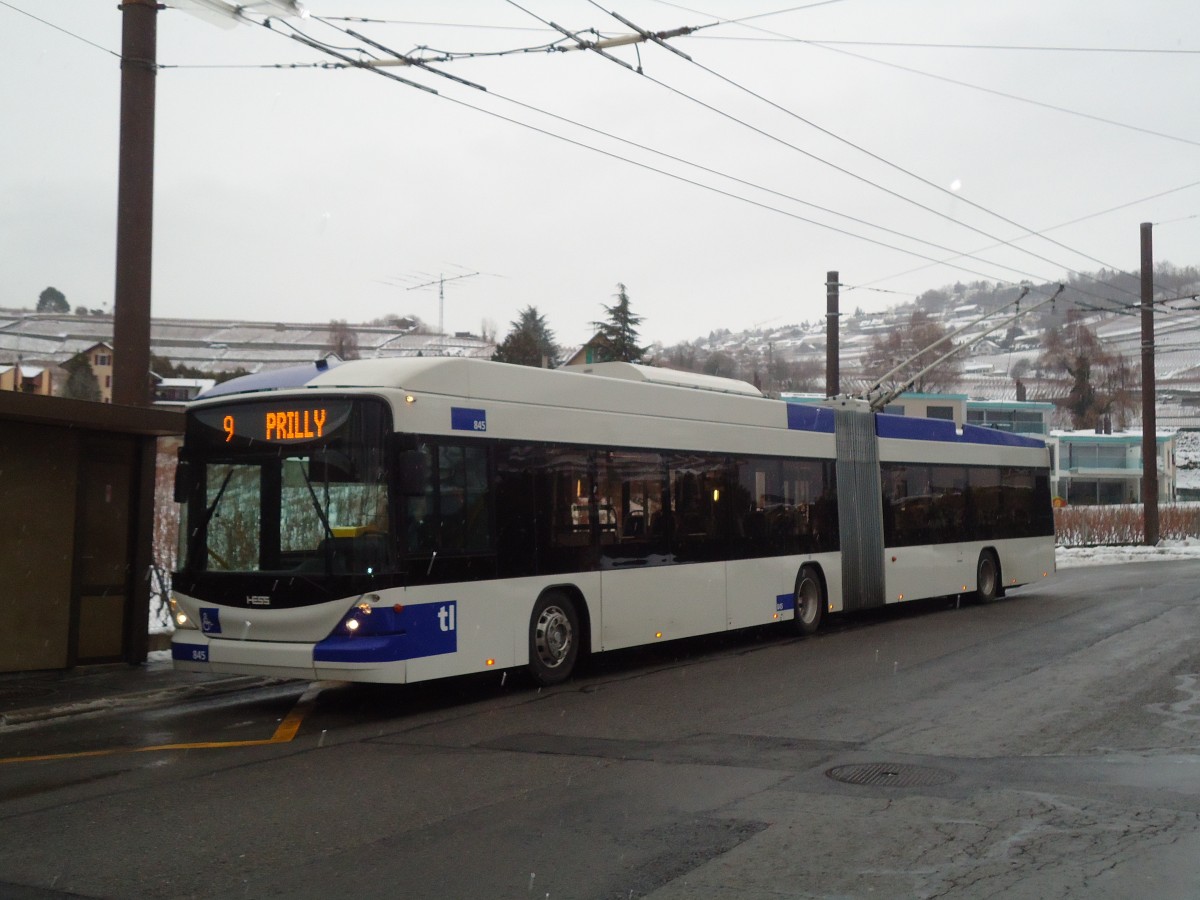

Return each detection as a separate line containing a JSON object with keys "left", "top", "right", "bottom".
{"left": 193, "top": 400, "right": 354, "bottom": 445}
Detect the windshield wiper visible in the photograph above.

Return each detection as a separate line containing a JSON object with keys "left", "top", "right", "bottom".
{"left": 299, "top": 460, "right": 337, "bottom": 574}
{"left": 189, "top": 468, "right": 233, "bottom": 571}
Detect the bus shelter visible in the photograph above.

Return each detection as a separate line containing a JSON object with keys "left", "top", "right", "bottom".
{"left": 0, "top": 391, "right": 182, "bottom": 672}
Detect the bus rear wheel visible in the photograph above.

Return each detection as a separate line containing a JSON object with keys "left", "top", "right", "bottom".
{"left": 975, "top": 550, "right": 1000, "bottom": 604}
{"left": 794, "top": 566, "right": 825, "bottom": 636}
{"left": 528, "top": 591, "right": 580, "bottom": 686}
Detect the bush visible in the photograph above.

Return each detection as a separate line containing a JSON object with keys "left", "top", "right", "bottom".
{"left": 1054, "top": 505, "right": 1200, "bottom": 547}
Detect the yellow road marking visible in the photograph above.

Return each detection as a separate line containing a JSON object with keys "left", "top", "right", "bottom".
{"left": 0, "top": 689, "right": 321, "bottom": 766}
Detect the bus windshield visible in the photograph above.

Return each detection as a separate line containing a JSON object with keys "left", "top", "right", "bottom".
{"left": 179, "top": 398, "right": 393, "bottom": 577}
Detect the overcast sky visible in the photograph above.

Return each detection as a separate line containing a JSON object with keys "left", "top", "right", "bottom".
{"left": 3, "top": 0, "right": 1198, "bottom": 349}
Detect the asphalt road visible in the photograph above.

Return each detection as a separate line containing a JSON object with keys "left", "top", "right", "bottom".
{"left": 1, "top": 560, "right": 1199, "bottom": 899}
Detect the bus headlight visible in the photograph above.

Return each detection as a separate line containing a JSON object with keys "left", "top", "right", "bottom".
{"left": 170, "top": 597, "right": 198, "bottom": 630}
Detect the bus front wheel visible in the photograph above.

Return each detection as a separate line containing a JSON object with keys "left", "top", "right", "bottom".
{"left": 794, "top": 566, "right": 825, "bottom": 636}
{"left": 528, "top": 591, "right": 580, "bottom": 686}
{"left": 975, "top": 551, "right": 1001, "bottom": 604}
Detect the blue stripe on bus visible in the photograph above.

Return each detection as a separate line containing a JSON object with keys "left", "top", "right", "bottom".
{"left": 314, "top": 601, "right": 458, "bottom": 663}
{"left": 785, "top": 404, "right": 836, "bottom": 433}
{"left": 776, "top": 593, "right": 793, "bottom": 612}
{"left": 875, "top": 415, "right": 1046, "bottom": 448}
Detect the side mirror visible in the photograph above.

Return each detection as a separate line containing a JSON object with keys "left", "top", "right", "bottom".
{"left": 173, "top": 457, "right": 193, "bottom": 504}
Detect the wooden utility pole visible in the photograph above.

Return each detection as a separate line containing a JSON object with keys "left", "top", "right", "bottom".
{"left": 112, "top": 0, "right": 158, "bottom": 406}
{"left": 1141, "top": 221, "right": 1159, "bottom": 545}
{"left": 826, "top": 271, "right": 839, "bottom": 397}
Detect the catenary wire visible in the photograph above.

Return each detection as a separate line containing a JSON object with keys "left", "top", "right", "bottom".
{"left": 571, "top": 1, "right": 1143, "bottom": 306}
{"left": 636, "top": 2, "right": 1154, "bottom": 279}
{"left": 642, "top": 0, "right": 1187, "bottom": 304}
{"left": 689, "top": 36, "right": 1200, "bottom": 55}
{"left": 188, "top": 10, "right": 1174, "bottom": 319}
{"left": 259, "top": 15, "right": 1045, "bottom": 288}
{"left": 853, "top": 180, "right": 1200, "bottom": 293}
{"left": 640, "top": 2, "right": 1200, "bottom": 307}
{"left": 0, "top": 0, "right": 120, "bottom": 58}
{"left": 308, "top": 14, "right": 1089, "bottom": 288}
{"left": 265, "top": 13, "right": 1159, "bottom": 316}
{"left": 808, "top": 40, "right": 1200, "bottom": 150}
{"left": 302, "top": 16, "right": 1066, "bottom": 285}
{"left": 177, "top": 5, "right": 1180, "bottom": 310}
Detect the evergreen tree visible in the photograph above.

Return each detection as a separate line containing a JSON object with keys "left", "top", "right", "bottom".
{"left": 62, "top": 354, "right": 101, "bottom": 401}
{"left": 593, "top": 283, "right": 646, "bottom": 363}
{"left": 492, "top": 306, "right": 559, "bottom": 367}
{"left": 37, "top": 286, "right": 68, "bottom": 313}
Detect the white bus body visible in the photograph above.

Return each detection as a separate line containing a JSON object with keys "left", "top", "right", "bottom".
{"left": 170, "top": 358, "right": 1054, "bottom": 684}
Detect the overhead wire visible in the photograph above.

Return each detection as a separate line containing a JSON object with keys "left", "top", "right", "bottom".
{"left": 252, "top": 10, "right": 1160, "bottom": 313}
{"left": 851, "top": 179, "right": 1200, "bottom": 293}
{"left": 319, "top": 18, "right": 556, "bottom": 32}
{"left": 305, "top": 20, "right": 1068, "bottom": 285}
{"left": 163, "top": 7, "right": 1197, "bottom": 312}
{"left": 11, "top": 0, "right": 1189, "bottom": 349}
{"left": 297, "top": 13, "right": 1037, "bottom": 286}
{"left": 571, "top": 1, "right": 1149, "bottom": 312}
{"left": 662, "top": 1, "right": 1200, "bottom": 307}
{"left": 689, "top": 36, "right": 1200, "bottom": 55}
{"left": 0, "top": 0, "right": 120, "bottom": 58}
{"left": 154, "top": 8, "right": 1185, "bottom": 309}
{"left": 807, "top": 40, "right": 1200, "bottom": 151}
{"left": 168, "top": 7, "right": 1191, "bottom": 322}
{"left": 714, "top": 0, "right": 850, "bottom": 23}
{"left": 153, "top": 3, "right": 1188, "bottom": 310}
{"left": 628, "top": 2, "right": 1150, "bottom": 277}
{"left": 641, "top": 0, "right": 1192, "bottom": 306}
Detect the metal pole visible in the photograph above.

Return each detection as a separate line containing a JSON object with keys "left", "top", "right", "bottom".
{"left": 825, "top": 271, "right": 839, "bottom": 397}
{"left": 1140, "top": 222, "right": 1159, "bottom": 545}
{"left": 112, "top": 0, "right": 158, "bottom": 406}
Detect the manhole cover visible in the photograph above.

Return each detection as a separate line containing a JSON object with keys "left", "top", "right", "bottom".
{"left": 826, "top": 762, "right": 955, "bottom": 788}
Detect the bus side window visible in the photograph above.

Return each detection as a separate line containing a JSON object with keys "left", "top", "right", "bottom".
{"left": 597, "top": 451, "right": 666, "bottom": 563}
{"left": 398, "top": 448, "right": 430, "bottom": 497}
{"left": 402, "top": 445, "right": 435, "bottom": 553}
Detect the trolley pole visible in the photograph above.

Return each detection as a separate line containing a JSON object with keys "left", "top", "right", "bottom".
{"left": 1140, "top": 222, "right": 1159, "bottom": 545}
{"left": 112, "top": 0, "right": 158, "bottom": 406}
{"left": 826, "top": 271, "right": 840, "bottom": 398}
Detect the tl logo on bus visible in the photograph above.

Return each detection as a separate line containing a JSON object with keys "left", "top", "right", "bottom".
{"left": 413, "top": 601, "right": 457, "bottom": 658}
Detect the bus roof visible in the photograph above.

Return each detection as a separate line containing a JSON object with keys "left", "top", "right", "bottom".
{"left": 195, "top": 357, "right": 1046, "bottom": 449}
{"left": 200, "top": 357, "right": 762, "bottom": 401}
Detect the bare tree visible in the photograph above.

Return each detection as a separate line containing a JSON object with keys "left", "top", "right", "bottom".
{"left": 1039, "top": 314, "right": 1138, "bottom": 429}
{"left": 326, "top": 320, "right": 360, "bottom": 359}
{"left": 862, "top": 309, "right": 963, "bottom": 395}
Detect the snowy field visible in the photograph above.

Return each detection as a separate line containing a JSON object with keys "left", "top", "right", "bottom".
{"left": 1056, "top": 539, "right": 1200, "bottom": 568}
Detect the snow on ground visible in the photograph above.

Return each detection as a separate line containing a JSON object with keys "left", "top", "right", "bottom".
{"left": 1056, "top": 538, "right": 1200, "bottom": 568}
{"left": 1177, "top": 431, "right": 1200, "bottom": 468}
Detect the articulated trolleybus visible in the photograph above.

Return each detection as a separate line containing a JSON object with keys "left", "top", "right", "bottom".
{"left": 170, "top": 357, "right": 1055, "bottom": 686}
